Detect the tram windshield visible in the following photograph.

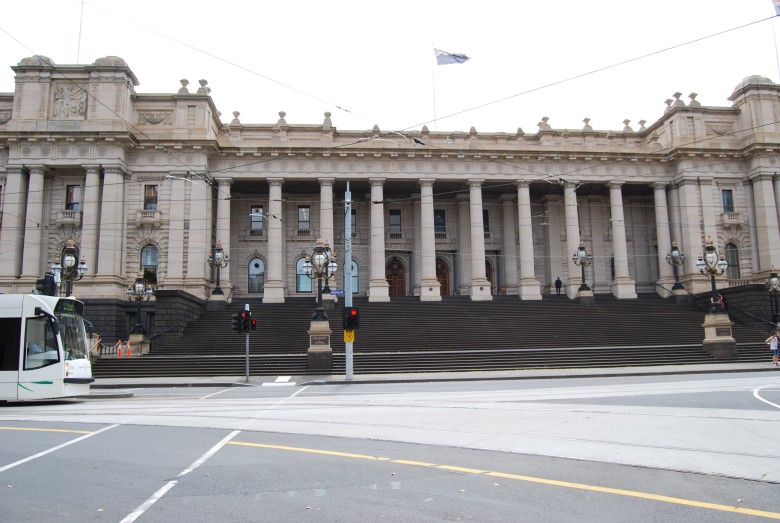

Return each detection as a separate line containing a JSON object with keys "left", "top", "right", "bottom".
{"left": 58, "top": 312, "right": 89, "bottom": 360}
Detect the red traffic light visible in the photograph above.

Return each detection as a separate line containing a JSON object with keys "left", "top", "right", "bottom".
{"left": 343, "top": 307, "right": 359, "bottom": 330}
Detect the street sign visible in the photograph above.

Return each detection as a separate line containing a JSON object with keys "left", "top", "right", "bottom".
{"left": 344, "top": 330, "right": 355, "bottom": 342}
{"left": 330, "top": 289, "right": 345, "bottom": 295}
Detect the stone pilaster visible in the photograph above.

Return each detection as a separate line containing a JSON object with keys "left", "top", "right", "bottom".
{"left": 564, "top": 182, "right": 581, "bottom": 298}
{"left": 80, "top": 165, "right": 101, "bottom": 277}
{"left": 0, "top": 166, "right": 26, "bottom": 280}
{"left": 652, "top": 182, "right": 675, "bottom": 294}
{"left": 21, "top": 166, "right": 45, "bottom": 278}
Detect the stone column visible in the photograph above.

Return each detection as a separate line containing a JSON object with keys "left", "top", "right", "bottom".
{"left": 166, "top": 173, "right": 186, "bottom": 283}
{"left": 652, "top": 182, "right": 675, "bottom": 293}
{"left": 0, "top": 166, "right": 26, "bottom": 280}
{"left": 608, "top": 181, "right": 637, "bottom": 299}
{"left": 668, "top": 183, "right": 683, "bottom": 252}
{"left": 750, "top": 173, "right": 780, "bottom": 273}
{"left": 21, "top": 166, "right": 45, "bottom": 279}
{"left": 418, "top": 179, "right": 441, "bottom": 301}
{"left": 185, "top": 171, "right": 211, "bottom": 295}
{"left": 97, "top": 166, "right": 127, "bottom": 290}
{"left": 516, "top": 181, "right": 541, "bottom": 299}
{"left": 563, "top": 182, "right": 581, "bottom": 298}
{"left": 215, "top": 178, "right": 232, "bottom": 298}
{"left": 456, "top": 194, "right": 471, "bottom": 295}
{"left": 699, "top": 177, "right": 718, "bottom": 237}
{"left": 318, "top": 178, "right": 337, "bottom": 298}
{"left": 468, "top": 180, "right": 492, "bottom": 300}
{"left": 677, "top": 178, "right": 707, "bottom": 293}
{"left": 263, "top": 178, "right": 286, "bottom": 303}
{"left": 500, "top": 195, "right": 518, "bottom": 296}
{"left": 368, "top": 178, "right": 390, "bottom": 301}
{"left": 80, "top": 165, "right": 101, "bottom": 277}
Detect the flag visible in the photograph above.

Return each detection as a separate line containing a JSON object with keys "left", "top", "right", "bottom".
{"left": 434, "top": 48, "right": 470, "bottom": 65}
{"left": 774, "top": 0, "right": 780, "bottom": 16}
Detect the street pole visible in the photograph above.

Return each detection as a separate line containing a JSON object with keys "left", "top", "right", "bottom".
{"left": 245, "top": 303, "right": 250, "bottom": 383}
{"left": 344, "top": 182, "right": 354, "bottom": 380}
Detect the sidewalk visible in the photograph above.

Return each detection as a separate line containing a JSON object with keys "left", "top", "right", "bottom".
{"left": 89, "top": 361, "right": 780, "bottom": 391}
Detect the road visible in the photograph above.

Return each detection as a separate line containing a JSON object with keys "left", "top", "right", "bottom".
{"left": 1, "top": 371, "right": 779, "bottom": 522}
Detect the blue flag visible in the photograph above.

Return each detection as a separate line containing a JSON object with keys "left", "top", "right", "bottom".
{"left": 434, "top": 48, "right": 470, "bottom": 65}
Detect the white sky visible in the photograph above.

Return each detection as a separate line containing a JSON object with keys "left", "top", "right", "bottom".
{"left": 1, "top": 0, "right": 779, "bottom": 135}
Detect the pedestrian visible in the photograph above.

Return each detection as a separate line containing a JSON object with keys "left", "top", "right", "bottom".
{"left": 766, "top": 331, "right": 779, "bottom": 366}
{"left": 554, "top": 277, "right": 562, "bottom": 295}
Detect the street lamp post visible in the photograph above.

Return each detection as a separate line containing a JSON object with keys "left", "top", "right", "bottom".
{"left": 696, "top": 235, "right": 728, "bottom": 314}
{"left": 207, "top": 241, "right": 229, "bottom": 295}
{"left": 53, "top": 239, "right": 87, "bottom": 296}
{"left": 767, "top": 272, "right": 780, "bottom": 324}
{"left": 666, "top": 241, "right": 685, "bottom": 290}
{"left": 572, "top": 241, "right": 593, "bottom": 291}
{"left": 126, "top": 272, "right": 153, "bottom": 334}
{"left": 302, "top": 239, "right": 338, "bottom": 320}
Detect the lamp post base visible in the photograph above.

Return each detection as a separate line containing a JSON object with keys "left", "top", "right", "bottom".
{"left": 307, "top": 320, "right": 333, "bottom": 372}
{"left": 701, "top": 313, "right": 737, "bottom": 359}
{"left": 575, "top": 289, "right": 595, "bottom": 305}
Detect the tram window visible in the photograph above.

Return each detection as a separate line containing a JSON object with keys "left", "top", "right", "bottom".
{"left": 0, "top": 317, "right": 21, "bottom": 371}
{"left": 24, "top": 316, "right": 59, "bottom": 370}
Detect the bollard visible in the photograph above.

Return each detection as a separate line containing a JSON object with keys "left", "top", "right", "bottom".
{"left": 126, "top": 341, "right": 131, "bottom": 358}
{"left": 117, "top": 340, "right": 122, "bottom": 358}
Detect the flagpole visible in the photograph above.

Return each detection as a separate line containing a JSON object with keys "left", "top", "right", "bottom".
{"left": 431, "top": 45, "right": 437, "bottom": 131}
{"left": 773, "top": 15, "right": 780, "bottom": 81}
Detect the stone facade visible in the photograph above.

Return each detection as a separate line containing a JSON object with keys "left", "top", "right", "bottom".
{"left": 2, "top": 56, "right": 780, "bottom": 338}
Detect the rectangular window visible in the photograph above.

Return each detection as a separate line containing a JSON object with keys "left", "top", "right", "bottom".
{"left": 483, "top": 209, "right": 490, "bottom": 237}
{"left": 250, "top": 206, "right": 264, "bottom": 236}
{"left": 65, "top": 185, "right": 81, "bottom": 211}
{"left": 144, "top": 185, "right": 158, "bottom": 211}
{"left": 351, "top": 209, "right": 357, "bottom": 237}
{"left": 298, "top": 206, "right": 310, "bottom": 233}
{"left": 389, "top": 210, "right": 401, "bottom": 232}
{"left": 722, "top": 190, "right": 734, "bottom": 213}
{"left": 434, "top": 209, "right": 446, "bottom": 235}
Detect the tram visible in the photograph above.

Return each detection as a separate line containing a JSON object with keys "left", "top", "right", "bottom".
{"left": 0, "top": 294, "right": 94, "bottom": 401}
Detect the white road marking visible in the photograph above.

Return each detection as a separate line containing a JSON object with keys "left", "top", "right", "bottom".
{"left": 753, "top": 383, "right": 780, "bottom": 409}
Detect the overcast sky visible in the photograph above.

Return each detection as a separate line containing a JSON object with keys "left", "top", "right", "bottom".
{"left": 1, "top": 0, "right": 779, "bottom": 135}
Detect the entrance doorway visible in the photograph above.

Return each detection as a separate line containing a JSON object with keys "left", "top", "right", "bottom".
{"left": 386, "top": 257, "right": 406, "bottom": 297}
{"left": 436, "top": 258, "right": 451, "bottom": 296}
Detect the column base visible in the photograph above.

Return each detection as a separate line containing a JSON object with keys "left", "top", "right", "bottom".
{"left": 518, "top": 279, "right": 542, "bottom": 300}
{"left": 419, "top": 279, "right": 442, "bottom": 301}
{"left": 368, "top": 280, "right": 390, "bottom": 302}
{"left": 262, "top": 281, "right": 286, "bottom": 303}
{"left": 469, "top": 280, "right": 493, "bottom": 301}
{"left": 611, "top": 278, "right": 637, "bottom": 299}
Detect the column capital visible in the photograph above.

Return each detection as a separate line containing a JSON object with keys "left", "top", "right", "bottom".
{"left": 607, "top": 181, "right": 625, "bottom": 189}
{"left": 651, "top": 181, "right": 668, "bottom": 190}
{"left": 419, "top": 178, "right": 435, "bottom": 188}
{"left": 749, "top": 172, "right": 776, "bottom": 183}
{"left": 101, "top": 164, "right": 129, "bottom": 178}
{"left": 515, "top": 179, "right": 530, "bottom": 189}
{"left": 467, "top": 179, "right": 485, "bottom": 188}
{"left": 318, "top": 177, "right": 335, "bottom": 186}
{"left": 267, "top": 177, "right": 284, "bottom": 187}
{"left": 82, "top": 164, "right": 102, "bottom": 173}
{"left": 215, "top": 177, "right": 233, "bottom": 187}
{"left": 369, "top": 177, "right": 386, "bottom": 186}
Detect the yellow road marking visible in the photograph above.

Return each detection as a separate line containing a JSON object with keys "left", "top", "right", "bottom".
{"left": 0, "top": 426, "right": 91, "bottom": 435}
{"left": 229, "top": 440, "right": 780, "bottom": 520}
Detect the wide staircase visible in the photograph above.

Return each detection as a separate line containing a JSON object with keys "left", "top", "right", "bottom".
{"left": 92, "top": 294, "right": 770, "bottom": 378}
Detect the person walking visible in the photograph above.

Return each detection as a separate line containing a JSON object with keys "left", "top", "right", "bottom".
{"left": 554, "top": 277, "right": 562, "bottom": 295}
{"left": 766, "top": 331, "right": 779, "bottom": 366}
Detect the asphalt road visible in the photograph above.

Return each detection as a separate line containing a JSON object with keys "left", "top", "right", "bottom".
{"left": 1, "top": 371, "right": 779, "bottom": 522}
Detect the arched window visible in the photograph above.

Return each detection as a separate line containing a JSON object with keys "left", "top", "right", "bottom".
{"left": 140, "top": 244, "right": 158, "bottom": 285}
{"left": 248, "top": 258, "right": 265, "bottom": 293}
{"left": 725, "top": 243, "right": 741, "bottom": 280}
{"left": 343, "top": 261, "right": 358, "bottom": 293}
{"left": 296, "top": 258, "right": 312, "bottom": 293}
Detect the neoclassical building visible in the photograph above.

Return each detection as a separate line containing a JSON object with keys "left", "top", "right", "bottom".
{"left": 2, "top": 55, "right": 780, "bottom": 324}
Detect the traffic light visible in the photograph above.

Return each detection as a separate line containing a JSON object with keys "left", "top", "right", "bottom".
{"left": 231, "top": 313, "right": 243, "bottom": 333}
{"left": 343, "top": 306, "right": 359, "bottom": 330}
{"left": 240, "top": 311, "right": 251, "bottom": 332}
{"left": 35, "top": 273, "right": 57, "bottom": 296}
{"left": 250, "top": 316, "right": 257, "bottom": 331}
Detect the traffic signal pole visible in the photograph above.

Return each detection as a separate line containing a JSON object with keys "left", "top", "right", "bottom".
{"left": 344, "top": 182, "right": 354, "bottom": 380}
{"left": 244, "top": 303, "right": 250, "bottom": 382}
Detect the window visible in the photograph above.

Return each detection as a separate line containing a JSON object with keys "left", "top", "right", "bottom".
{"left": 389, "top": 210, "right": 402, "bottom": 235}
{"left": 483, "top": 209, "right": 490, "bottom": 238}
{"left": 141, "top": 244, "right": 158, "bottom": 285}
{"left": 722, "top": 190, "right": 734, "bottom": 213}
{"left": 296, "top": 257, "right": 312, "bottom": 293}
{"left": 144, "top": 185, "right": 158, "bottom": 211}
{"left": 351, "top": 209, "right": 357, "bottom": 238}
{"left": 65, "top": 185, "right": 81, "bottom": 211}
{"left": 248, "top": 258, "right": 265, "bottom": 293}
{"left": 725, "top": 243, "right": 740, "bottom": 280}
{"left": 343, "top": 261, "right": 358, "bottom": 293}
{"left": 250, "top": 206, "right": 264, "bottom": 236}
{"left": 298, "top": 206, "right": 310, "bottom": 236}
{"left": 434, "top": 209, "right": 446, "bottom": 236}
{"left": 24, "top": 316, "right": 59, "bottom": 370}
